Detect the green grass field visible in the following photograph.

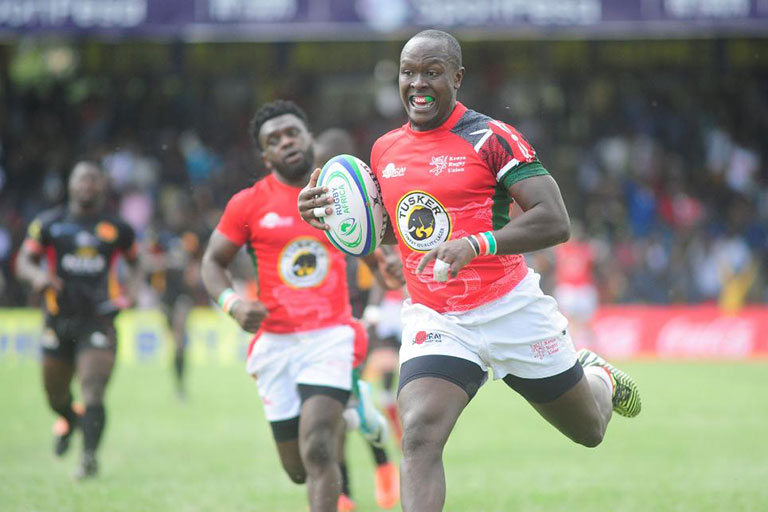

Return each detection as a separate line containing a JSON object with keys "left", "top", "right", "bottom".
{"left": 1, "top": 360, "right": 767, "bottom": 512}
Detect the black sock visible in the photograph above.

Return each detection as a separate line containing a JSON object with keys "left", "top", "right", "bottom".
{"left": 382, "top": 371, "right": 395, "bottom": 392}
{"left": 51, "top": 397, "right": 78, "bottom": 432}
{"left": 82, "top": 404, "right": 106, "bottom": 454}
{"left": 339, "top": 461, "right": 350, "bottom": 497}
{"left": 174, "top": 349, "right": 185, "bottom": 384}
{"left": 370, "top": 445, "right": 388, "bottom": 465}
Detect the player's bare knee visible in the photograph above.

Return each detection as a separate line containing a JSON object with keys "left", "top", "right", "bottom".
{"left": 400, "top": 411, "right": 446, "bottom": 458}
{"left": 284, "top": 467, "right": 306, "bottom": 484}
{"left": 572, "top": 422, "right": 605, "bottom": 448}
{"left": 301, "top": 429, "right": 335, "bottom": 469}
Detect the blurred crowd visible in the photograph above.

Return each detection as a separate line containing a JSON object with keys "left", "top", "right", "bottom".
{"left": 1, "top": 40, "right": 766, "bottom": 309}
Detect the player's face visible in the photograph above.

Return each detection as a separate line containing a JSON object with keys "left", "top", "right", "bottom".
{"left": 68, "top": 163, "right": 105, "bottom": 210}
{"left": 259, "top": 114, "right": 315, "bottom": 183}
{"left": 399, "top": 38, "right": 464, "bottom": 132}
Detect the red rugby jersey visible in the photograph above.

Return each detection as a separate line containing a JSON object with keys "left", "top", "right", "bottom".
{"left": 217, "top": 173, "right": 352, "bottom": 333}
{"left": 371, "top": 102, "right": 550, "bottom": 313}
{"left": 555, "top": 240, "right": 595, "bottom": 287}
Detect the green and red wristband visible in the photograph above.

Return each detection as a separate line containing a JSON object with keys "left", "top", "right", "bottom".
{"left": 465, "top": 231, "right": 497, "bottom": 256}
{"left": 217, "top": 288, "right": 241, "bottom": 315}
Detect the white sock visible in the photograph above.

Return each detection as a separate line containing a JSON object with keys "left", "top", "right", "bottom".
{"left": 584, "top": 366, "right": 613, "bottom": 395}
{"left": 342, "top": 408, "right": 359, "bottom": 431}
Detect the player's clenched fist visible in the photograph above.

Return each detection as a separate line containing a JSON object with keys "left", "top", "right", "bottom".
{"left": 230, "top": 300, "right": 269, "bottom": 333}
{"left": 416, "top": 238, "right": 477, "bottom": 282}
{"left": 297, "top": 168, "right": 334, "bottom": 230}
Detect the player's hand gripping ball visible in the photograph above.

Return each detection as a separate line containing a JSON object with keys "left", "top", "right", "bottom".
{"left": 316, "top": 154, "right": 388, "bottom": 257}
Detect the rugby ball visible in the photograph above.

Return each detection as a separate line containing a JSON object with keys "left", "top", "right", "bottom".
{"left": 317, "top": 154, "right": 388, "bottom": 257}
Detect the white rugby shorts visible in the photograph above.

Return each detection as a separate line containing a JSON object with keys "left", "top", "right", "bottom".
{"left": 375, "top": 297, "right": 404, "bottom": 341}
{"left": 399, "top": 269, "right": 575, "bottom": 380}
{"left": 246, "top": 324, "right": 354, "bottom": 422}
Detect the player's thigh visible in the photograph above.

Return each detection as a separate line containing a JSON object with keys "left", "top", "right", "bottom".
{"left": 398, "top": 375, "right": 471, "bottom": 451}
{"left": 42, "top": 353, "right": 76, "bottom": 399}
{"left": 76, "top": 348, "right": 116, "bottom": 399}
{"left": 298, "top": 387, "right": 347, "bottom": 435}
{"left": 298, "top": 392, "right": 345, "bottom": 464}
{"left": 75, "top": 319, "right": 118, "bottom": 400}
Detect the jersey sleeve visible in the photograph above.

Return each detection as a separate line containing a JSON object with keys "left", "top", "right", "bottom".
{"left": 22, "top": 216, "right": 49, "bottom": 254}
{"left": 216, "top": 192, "right": 250, "bottom": 246}
{"left": 477, "top": 120, "right": 549, "bottom": 189}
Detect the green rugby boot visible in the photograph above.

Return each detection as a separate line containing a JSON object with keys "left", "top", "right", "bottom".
{"left": 577, "top": 349, "right": 642, "bottom": 418}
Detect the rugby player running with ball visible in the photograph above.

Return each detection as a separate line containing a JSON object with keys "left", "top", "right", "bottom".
{"left": 299, "top": 30, "right": 641, "bottom": 512}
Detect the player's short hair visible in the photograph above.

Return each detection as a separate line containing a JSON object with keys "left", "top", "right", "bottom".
{"left": 408, "top": 29, "right": 462, "bottom": 69}
{"left": 68, "top": 160, "right": 102, "bottom": 181}
{"left": 249, "top": 100, "right": 310, "bottom": 149}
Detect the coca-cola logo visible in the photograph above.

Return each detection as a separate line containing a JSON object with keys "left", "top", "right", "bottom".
{"left": 593, "top": 316, "right": 642, "bottom": 358}
{"left": 657, "top": 317, "right": 754, "bottom": 357}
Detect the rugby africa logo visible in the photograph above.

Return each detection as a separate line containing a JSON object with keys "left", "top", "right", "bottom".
{"left": 328, "top": 171, "right": 362, "bottom": 251}
{"left": 396, "top": 191, "right": 451, "bottom": 252}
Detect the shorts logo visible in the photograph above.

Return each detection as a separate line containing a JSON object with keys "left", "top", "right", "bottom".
{"left": 396, "top": 191, "right": 451, "bottom": 252}
{"left": 41, "top": 328, "right": 59, "bottom": 349}
{"left": 530, "top": 337, "right": 561, "bottom": 360}
{"left": 382, "top": 162, "right": 406, "bottom": 178}
{"left": 90, "top": 331, "right": 108, "bottom": 348}
{"left": 278, "top": 237, "right": 329, "bottom": 288}
{"left": 413, "top": 331, "right": 442, "bottom": 345}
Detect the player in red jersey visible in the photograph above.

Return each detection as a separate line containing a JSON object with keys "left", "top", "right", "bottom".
{"left": 16, "top": 162, "right": 140, "bottom": 480}
{"left": 201, "top": 101, "right": 394, "bottom": 512}
{"left": 299, "top": 30, "right": 642, "bottom": 512}
{"left": 554, "top": 221, "right": 600, "bottom": 350}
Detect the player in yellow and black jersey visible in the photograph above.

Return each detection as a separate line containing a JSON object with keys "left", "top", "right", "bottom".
{"left": 16, "top": 161, "right": 141, "bottom": 480}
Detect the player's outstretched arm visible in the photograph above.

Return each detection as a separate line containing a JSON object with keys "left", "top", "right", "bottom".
{"left": 297, "top": 168, "right": 333, "bottom": 231}
{"left": 201, "top": 230, "right": 267, "bottom": 333}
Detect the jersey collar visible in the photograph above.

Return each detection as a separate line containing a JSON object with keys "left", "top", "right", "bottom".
{"left": 404, "top": 101, "right": 467, "bottom": 137}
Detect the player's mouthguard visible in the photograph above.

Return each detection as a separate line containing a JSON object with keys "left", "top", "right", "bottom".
{"left": 412, "top": 95, "right": 435, "bottom": 106}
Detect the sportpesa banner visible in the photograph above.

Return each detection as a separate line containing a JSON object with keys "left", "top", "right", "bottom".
{"left": 1, "top": 0, "right": 766, "bottom": 38}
